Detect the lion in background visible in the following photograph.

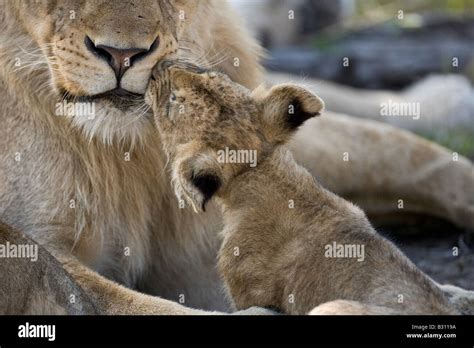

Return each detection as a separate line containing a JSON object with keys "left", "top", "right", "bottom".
{"left": 0, "top": 0, "right": 472, "bottom": 314}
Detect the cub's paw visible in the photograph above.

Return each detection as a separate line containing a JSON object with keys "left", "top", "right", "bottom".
{"left": 439, "top": 284, "right": 474, "bottom": 315}
{"left": 232, "top": 306, "right": 280, "bottom": 315}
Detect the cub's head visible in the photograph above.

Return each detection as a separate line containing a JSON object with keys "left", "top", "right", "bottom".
{"left": 7, "top": 0, "right": 217, "bottom": 144}
{"left": 147, "top": 62, "right": 324, "bottom": 212}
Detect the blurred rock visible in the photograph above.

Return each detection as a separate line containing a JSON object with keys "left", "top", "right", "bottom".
{"left": 230, "top": 0, "right": 354, "bottom": 48}
{"left": 265, "top": 16, "right": 474, "bottom": 90}
{"left": 301, "top": 0, "right": 355, "bottom": 33}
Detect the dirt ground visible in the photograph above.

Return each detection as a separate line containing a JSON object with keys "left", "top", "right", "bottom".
{"left": 379, "top": 225, "right": 474, "bottom": 290}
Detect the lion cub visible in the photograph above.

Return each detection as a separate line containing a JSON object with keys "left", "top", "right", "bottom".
{"left": 147, "top": 62, "right": 458, "bottom": 315}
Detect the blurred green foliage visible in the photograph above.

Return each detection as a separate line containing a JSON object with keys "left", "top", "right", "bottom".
{"left": 311, "top": 0, "right": 474, "bottom": 158}
{"left": 416, "top": 128, "right": 474, "bottom": 159}
{"left": 354, "top": 0, "right": 474, "bottom": 15}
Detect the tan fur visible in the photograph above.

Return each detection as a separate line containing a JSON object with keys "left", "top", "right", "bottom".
{"left": 0, "top": 0, "right": 472, "bottom": 315}
{"left": 0, "top": 0, "right": 264, "bottom": 314}
{"left": 149, "top": 64, "right": 460, "bottom": 315}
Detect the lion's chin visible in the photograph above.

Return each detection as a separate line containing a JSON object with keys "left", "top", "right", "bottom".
{"left": 63, "top": 99, "right": 154, "bottom": 147}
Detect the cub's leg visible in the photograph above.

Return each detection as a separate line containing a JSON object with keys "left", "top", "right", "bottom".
{"left": 437, "top": 283, "right": 474, "bottom": 315}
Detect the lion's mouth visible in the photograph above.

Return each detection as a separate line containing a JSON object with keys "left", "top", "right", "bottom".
{"left": 63, "top": 88, "right": 145, "bottom": 110}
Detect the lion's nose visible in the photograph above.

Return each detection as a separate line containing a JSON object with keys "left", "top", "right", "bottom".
{"left": 85, "top": 36, "right": 159, "bottom": 80}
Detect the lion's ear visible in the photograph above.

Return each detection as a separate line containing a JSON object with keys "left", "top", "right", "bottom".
{"left": 255, "top": 84, "right": 324, "bottom": 143}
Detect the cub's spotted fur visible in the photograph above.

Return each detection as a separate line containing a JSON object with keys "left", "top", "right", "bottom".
{"left": 148, "top": 62, "right": 459, "bottom": 315}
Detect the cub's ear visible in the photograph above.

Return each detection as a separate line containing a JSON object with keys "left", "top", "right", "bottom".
{"left": 255, "top": 84, "right": 324, "bottom": 143}
{"left": 173, "top": 152, "right": 222, "bottom": 213}
{"left": 190, "top": 171, "right": 221, "bottom": 212}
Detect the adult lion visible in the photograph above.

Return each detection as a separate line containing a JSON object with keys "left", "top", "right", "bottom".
{"left": 0, "top": 0, "right": 472, "bottom": 314}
